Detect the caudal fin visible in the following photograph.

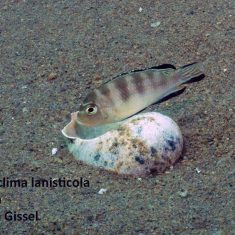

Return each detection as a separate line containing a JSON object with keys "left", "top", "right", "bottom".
{"left": 176, "top": 62, "right": 204, "bottom": 83}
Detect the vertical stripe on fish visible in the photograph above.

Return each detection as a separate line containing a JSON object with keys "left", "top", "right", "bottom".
{"left": 113, "top": 76, "right": 130, "bottom": 101}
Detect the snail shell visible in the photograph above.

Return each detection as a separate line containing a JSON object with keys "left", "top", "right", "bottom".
{"left": 62, "top": 112, "right": 183, "bottom": 176}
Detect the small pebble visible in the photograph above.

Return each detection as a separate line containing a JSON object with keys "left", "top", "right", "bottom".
{"left": 52, "top": 148, "right": 58, "bottom": 155}
{"left": 150, "top": 21, "right": 161, "bottom": 28}
{"left": 98, "top": 188, "right": 107, "bottom": 194}
{"left": 0, "top": 139, "right": 5, "bottom": 144}
{"left": 178, "top": 189, "right": 188, "bottom": 198}
{"left": 48, "top": 72, "right": 57, "bottom": 81}
{"left": 22, "top": 107, "right": 28, "bottom": 113}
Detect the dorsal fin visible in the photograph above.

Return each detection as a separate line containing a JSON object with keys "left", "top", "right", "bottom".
{"left": 104, "top": 63, "right": 176, "bottom": 84}
{"left": 180, "top": 62, "right": 197, "bottom": 68}
{"left": 147, "top": 64, "right": 176, "bottom": 70}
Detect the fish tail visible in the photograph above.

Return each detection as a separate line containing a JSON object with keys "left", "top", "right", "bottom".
{"left": 176, "top": 62, "right": 204, "bottom": 83}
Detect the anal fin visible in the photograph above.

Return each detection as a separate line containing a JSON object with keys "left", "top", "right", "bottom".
{"left": 155, "top": 85, "right": 186, "bottom": 104}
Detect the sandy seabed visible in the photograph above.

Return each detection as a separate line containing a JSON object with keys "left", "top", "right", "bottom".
{"left": 0, "top": 0, "right": 234, "bottom": 234}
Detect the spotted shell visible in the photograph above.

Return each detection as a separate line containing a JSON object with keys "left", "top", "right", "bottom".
{"left": 62, "top": 112, "right": 183, "bottom": 176}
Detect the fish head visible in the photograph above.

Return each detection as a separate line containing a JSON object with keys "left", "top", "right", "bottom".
{"left": 76, "top": 102, "right": 106, "bottom": 127}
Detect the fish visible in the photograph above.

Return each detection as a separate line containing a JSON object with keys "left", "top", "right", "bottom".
{"left": 75, "top": 62, "right": 204, "bottom": 127}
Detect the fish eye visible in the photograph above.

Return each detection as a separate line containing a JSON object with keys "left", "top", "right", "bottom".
{"left": 85, "top": 105, "right": 97, "bottom": 115}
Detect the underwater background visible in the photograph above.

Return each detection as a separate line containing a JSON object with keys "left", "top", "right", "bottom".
{"left": 0, "top": 0, "right": 234, "bottom": 234}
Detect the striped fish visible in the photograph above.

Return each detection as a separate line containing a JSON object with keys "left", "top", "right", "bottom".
{"left": 75, "top": 62, "right": 204, "bottom": 127}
